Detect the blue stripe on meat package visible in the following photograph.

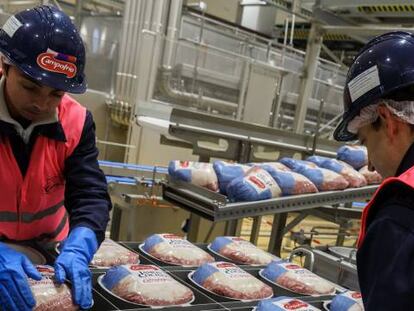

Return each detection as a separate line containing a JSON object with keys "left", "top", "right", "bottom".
{"left": 336, "top": 146, "right": 367, "bottom": 170}
{"left": 330, "top": 291, "right": 363, "bottom": 311}
{"left": 226, "top": 168, "right": 281, "bottom": 202}
{"left": 168, "top": 161, "right": 192, "bottom": 182}
{"left": 141, "top": 234, "right": 164, "bottom": 252}
{"left": 101, "top": 266, "right": 131, "bottom": 290}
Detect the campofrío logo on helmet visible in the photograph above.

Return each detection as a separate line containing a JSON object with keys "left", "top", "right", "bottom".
{"left": 36, "top": 48, "right": 77, "bottom": 78}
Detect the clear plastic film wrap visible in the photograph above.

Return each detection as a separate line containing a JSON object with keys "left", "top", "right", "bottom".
{"left": 168, "top": 161, "right": 219, "bottom": 191}
{"left": 209, "top": 236, "right": 279, "bottom": 265}
{"left": 260, "top": 261, "right": 336, "bottom": 296}
{"left": 100, "top": 264, "right": 195, "bottom": 307}
{"left": 141, "top": 233, "right": 214, "bottom": 267}
{"left": 30, "top": 265, "right": 78, "bottom": 311}
{"left": 91, "top": 239, "right": 139, "bottom": 268}
{"left": 191, "top": 262, "right": 273, "bottom": 301}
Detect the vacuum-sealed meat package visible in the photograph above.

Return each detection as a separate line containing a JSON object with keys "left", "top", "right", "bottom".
{"left": 91, "top": 239, "right": 139, "bottom": 267}
{"left": 100, "top": 264, "right": 194, "bottom": 307}
{"left": 168, "top": 161, "right": 219, "bottom": 191}
{"left": 307, "top": 156, "right": 367, "bottom": 188}
{"left": 280, "top": 158, "right": 349, "bottom": 191}
{"left": 141, "top": 233, "right": 214, "bottom": 266}
{"left": 209, "top": 236, "right": 278, "bottom": 265}
{"left": 191, "top": 262, "right": 273, "bottom": 301}
{"left": 330, "top": 291, "right": 364, "bottom": 311}
{"left": 260, "top": 261, "right": 336, "bottom": 296}
{"left": 30, "top": 265, "right": 78, "bottom": 311}
{"left": 252, "top": 162, "right": 291, "bottom": 172}
{"left": 227, "top": 167, "right": 282, "bottom": 202}
{"left": 256, "top": 297, "right": 321, "bottom": 311}
{"left": 359, "top": 166, "right": 382, "bottom": 184}
{"left": 336, "top": 146, "right": 368, "bottom": 170}
{"left": 257, "top": 163, "right": 318, "bottom": 195}
{"left": 213, "top": 161, "right": 251, "bottom": 194}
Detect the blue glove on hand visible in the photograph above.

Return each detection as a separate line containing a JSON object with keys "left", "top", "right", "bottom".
{"left": 0, "top": 242, "right": 42, "bottom": 311}
{"left": 54, "top": 227, "right": 98, "bottom": 309}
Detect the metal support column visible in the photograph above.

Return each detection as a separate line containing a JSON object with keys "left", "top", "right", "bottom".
{"left": 268, "top": 213, "right": 288, "bottom": 257}
{"left": 293, "top": 22, "right": 323, "bottom": 134}
{"left": 250, "top": 216, "right": 262, "bottom": 245}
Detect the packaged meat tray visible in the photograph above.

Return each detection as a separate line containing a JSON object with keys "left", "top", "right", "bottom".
{"left": 306, "top": 156, "right": 367, "bottom": 188}
{"left": 256, "top": 297, "right": 321, "bottom": 311}
{"left": 227, "top": 167, "right": 282, "bottom": 202}
{"left": 327, "top": 291, "right": 364, "bottom": 311}
{"left": 209, "top": 236, "right": 279, "bottom": 265}
{"left": 336, "top": 146, "right": 368, "bottom": 170}
{"left": 213, "top": 161, "right": 251, "bottom": 194}
{"left": 358, "top": 166, "right": 382, "bottom": 184}
{"left": 30, "top": 265, "right": 78, "bottom": 311}
{"left": 168, "top": 161, "right": 219, "bottom": 191}
{"left": 140, "top": 233, "right": 214, "bottom": 267}
{"left": 257, "top": 163, "right": 318, "bottom": 195}
{"left": 190, "top": 262, "right": 273, "bottom": 301}
{"left": 260, "top": 261, "right": 336, "bottom": 296}
{"left": 99, "top": 264, "right": 195, "bottom": 307}
{"left": 279, "top": 158, "right": 349, "bottom": 191}
{"left": 91, "top": 239, "right": 139, "bottom": 268}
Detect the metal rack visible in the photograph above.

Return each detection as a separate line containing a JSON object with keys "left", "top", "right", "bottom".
{"left": 161, "top": 180, "right": 376, "bottom": 255}
{"left": 162, "top": 180, "right": 376, "bottom": 222}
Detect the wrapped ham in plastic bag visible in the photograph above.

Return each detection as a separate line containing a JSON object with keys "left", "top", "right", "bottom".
{"left": 256, "top": 163, "right": 318, "bottom": 195}
{"left": 30, "top": 265, "right": 78, "bottom": 311}
{"left": 91, "top": 239, "right": 139, "bottom": 267}
{"left": 279, "top": 158, "right": 349, "bottom": 191}
{"left": 251, "top": 162, "right": 291, "bottom": 172}
{"left": 336, "top": 146, "right": 368, "bottom": 170}
{"left": 213, "top": 161, "right": 250, "bottom": 194}
{"left": 100, "top": 264, "right": 194, "bottom": 307}
{"left": 168, "top": 161, "right": 218, "bottom": 191}
{"left": 260, "top": 261, "right": 336, "bottom": 296}
{"left": 209, "top": 236, "right": 279, "bottom": 265}
{"left": 191, "top": 262, "right": 273, "bottom": 301}
{"left": 141, "top": 233, "right": 214, "bottom": 266}
{"left": 256, "top": 297, "right": 321, "bottom": 311}
{"left": 307, "top": 156, "right": 367, "bottom": 188}
{"left": 227, "top": 167, "right": 282, "bottom": 202}
{"left": 330, "top": 291, "right": 364, "bottom": 311}
{"left": 359, "top": 166, "right": 382, "bottom": 184}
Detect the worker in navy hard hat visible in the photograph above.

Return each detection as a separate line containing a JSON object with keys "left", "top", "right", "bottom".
{"left": 334, "top": 32, "right": 414, "bottom": 309}
{"left": 0, "top": 5, "right": 111, "bottom": 311}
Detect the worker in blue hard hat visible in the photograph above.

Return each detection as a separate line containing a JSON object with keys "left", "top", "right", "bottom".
{"left": 334, "top": 32, "right": 414, "bottom": 309}
{"left": 0, "top": 5, "right": 111, "bottom": 310}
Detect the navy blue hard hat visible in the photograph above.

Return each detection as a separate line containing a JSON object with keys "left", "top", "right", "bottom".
{"left": 334, "top": 31, "right": 414, "bottom": 141}
{"left": 0, "top": 5, "right": 87, "bottom": 93}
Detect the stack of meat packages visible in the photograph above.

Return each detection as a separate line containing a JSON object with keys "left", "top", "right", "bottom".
{"left": 168, "top": 149, "right": 379, "bottom": 203}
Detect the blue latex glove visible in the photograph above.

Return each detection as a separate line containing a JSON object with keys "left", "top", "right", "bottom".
{"left": 54, "top": 227, "right": 98, "bottom": 309}
{"left": 0, "top": 242, "right": 42, "bottom": 311}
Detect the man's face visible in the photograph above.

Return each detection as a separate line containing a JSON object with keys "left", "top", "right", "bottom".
{"left": 3, "top": 65, "right": 64, "bottom": 122}
{"left": 358, "top": 122, "right": 394, "bottom": 178}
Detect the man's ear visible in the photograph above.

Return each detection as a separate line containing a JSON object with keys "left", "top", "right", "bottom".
{"left": 377, "top": 105, "right": 400, "bottom": 141}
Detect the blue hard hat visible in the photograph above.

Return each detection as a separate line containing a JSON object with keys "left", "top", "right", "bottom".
{"left": 334, "top": 31, "right": 414, "bottom": 141}
{"left": 0, "top": 5, "right": 87, "bottom": 93}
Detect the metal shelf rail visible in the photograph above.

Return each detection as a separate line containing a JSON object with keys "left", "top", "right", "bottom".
{"left": 162, "top": 180, "right": 378, "bottom": 222}
{"left": 162, "top": 180, "right": 377, "bottom": 255}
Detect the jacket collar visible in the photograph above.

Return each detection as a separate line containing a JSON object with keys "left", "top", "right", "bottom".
{"left": 396, "top": 141, "right": 414, "bottom": 176}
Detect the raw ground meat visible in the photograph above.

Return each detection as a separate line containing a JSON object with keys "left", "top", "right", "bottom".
{"left": 144, "top": 233, "right": 214, "bottom": 266}
{"left": 359, "top": 166, "right": 382, "bottom": 184}
{"left": 210, "top": 236, "right": 278, "bottom": 265}
{"left": 192, "top": 262, "right": 273, "bottom": 300}
{"left": 102, "top": 264, "right": 194, "bottom": 307}
{"left": 30, "top": 266, "right": 77, "bottom": 311}
{"left": 92, "top": 239, "right": 139, "bottom": 267}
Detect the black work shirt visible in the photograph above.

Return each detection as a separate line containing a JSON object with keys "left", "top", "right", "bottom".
{"left": 357, "top": 142, "right": 414, "bottom": 310}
